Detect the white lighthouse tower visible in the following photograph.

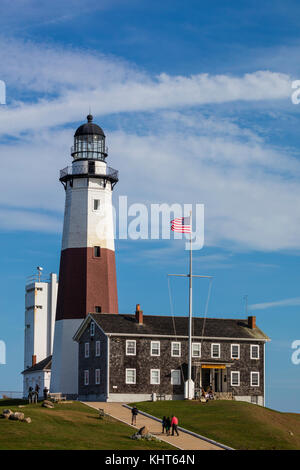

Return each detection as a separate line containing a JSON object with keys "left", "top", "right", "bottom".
{"left": 50, "top": 115, "right": 119, "bottom": 397}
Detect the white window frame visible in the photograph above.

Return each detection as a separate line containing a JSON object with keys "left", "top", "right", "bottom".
{"left": 211, "top": 343, "right": 220, "bottom": 359}
{"left": 126, "top": 340, "right": 136, "bottom": 356}
{"left": 125, "top": 368, "right": 136, "bottom": 384}
{"left": 171, "top": 342, "right": 181, "bottom": 357}
{"left": 151, "top": 341, "right": 160, "bottom": 357}
{"left": 231, "top": 371, "right": 240, "bottom": 386}
{"left": 150, "top": 369, "right": 160, "bottom": 385}
{"left": 95, "top": 340, "right": 101, "bottom": 357}
{"left": 231, "top": 344, "right": 240, "bottom": 359}
{"left": 84, "top": 342, "right": 90, "bottom": 358}
{"left": 90, "top": 322, "right": 95, "bottom": 337}
{"left": 250, "top": 345, "right": 260, "bottom": 359}
{"left": 192, "top": 343, "right": 201, "bottom": 358}
{"left": 171, "top": 369, "right": 181, "bottom": 385}
{"left": 95, "top": 369, "right": 101, "bottom": 385}
{"left": 251, "top": 372, "right": 260, "bottom": 387}
{"left": 84, "top": 370, "right": 89, "bottom": 386}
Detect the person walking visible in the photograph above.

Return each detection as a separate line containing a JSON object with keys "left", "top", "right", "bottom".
{"left": 131, "top": 406, "right": 138, "bottom": 426}
{"left": 35, "top": 383, "right": 40, "bottom": 400}
{"left": 165, "top": 416, "right": 171, "bottom": 436}
{"left": 43, "top": 386, "right": 49, "bottom": 400}
{"left": 171, "top": 415, "right": 179, "bottom": 436}
{"left": 162, "top": 416, "right": 167, "bottom": 434}
{"left": 28, "top": 386, "right": 33, "bottom": 404}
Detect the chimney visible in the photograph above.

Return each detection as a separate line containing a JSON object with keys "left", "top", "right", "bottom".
{"left": 32, "top": 355, "right": 37, "bottom": 366}
{"left": 135, "top": 304, "right": 143, "bottom": 325}
{"left": 248, "top": 316, "right": 256, "bottom": 329}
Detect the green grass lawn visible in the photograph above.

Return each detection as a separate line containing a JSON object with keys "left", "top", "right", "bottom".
{"left": 0, "top": 399, "right": 174, "bottom": 450}
{"left": 133, "top": 400, "right": 300, "bottom": 450}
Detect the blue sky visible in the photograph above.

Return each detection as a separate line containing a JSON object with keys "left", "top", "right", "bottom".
{"left": 0, "top": 0, "right": 300, "bottom": 412}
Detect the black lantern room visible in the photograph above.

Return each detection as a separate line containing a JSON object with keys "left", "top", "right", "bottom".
{"left": 71, "top": 114, "right": 108, "bottom": 161}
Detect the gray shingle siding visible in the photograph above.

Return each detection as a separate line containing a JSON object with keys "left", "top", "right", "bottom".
{"left": 76, "top": 314, "right": 267, "bottom": 401}
{"left": 78, "top": 324, "right": 108, "bottom": 399}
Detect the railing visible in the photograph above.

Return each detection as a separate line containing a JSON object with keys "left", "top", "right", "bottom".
{"left": 60, "top": 165, "right": 118, "bottom": 182}
{"left": 0, "top": 391, "right": 23, "bottom": 399}
{"left": 26, "top": 273, "right": 52, "bottom": 285}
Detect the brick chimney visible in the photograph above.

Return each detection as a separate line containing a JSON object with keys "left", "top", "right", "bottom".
{"left": 248, "top": 316, "right": 256, "bottom": 329}
{"left": 32, "top": 355, "right": 37, "bottom": 366}
{"left": 135, "top": 304, "right": 143, "bottom": 325}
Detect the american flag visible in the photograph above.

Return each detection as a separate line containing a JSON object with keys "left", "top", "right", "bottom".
{"left": 170, "top": 216, "right": 191, "bottom": 233}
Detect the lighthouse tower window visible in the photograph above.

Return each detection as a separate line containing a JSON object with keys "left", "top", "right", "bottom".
{"left": 94, "top": 246, "right": 101, "bottom": 257}
{"left": 93, "top": 199, "right": 100, "bottom": 211}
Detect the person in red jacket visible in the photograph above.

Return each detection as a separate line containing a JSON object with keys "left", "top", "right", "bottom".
{"left": 171, "top": 415, "right": 179, "bottom": 436}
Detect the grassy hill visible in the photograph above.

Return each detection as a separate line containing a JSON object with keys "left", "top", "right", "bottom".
{"left": 133, "top": 400, "right": 300, "bottom": 450}
{"left": 0, "top": 400, "right": 174, "bottom": 450}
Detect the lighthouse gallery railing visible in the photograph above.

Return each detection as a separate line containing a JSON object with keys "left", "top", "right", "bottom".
{"left": 59, "top": 165, "right": 118, "bottom": 181}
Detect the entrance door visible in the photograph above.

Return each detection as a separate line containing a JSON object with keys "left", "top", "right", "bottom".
{"left": 213, "top": 369, "right": 223, "bottom": 392}
{"left": 202, "top": 368, "right": 211, "bottom": 391}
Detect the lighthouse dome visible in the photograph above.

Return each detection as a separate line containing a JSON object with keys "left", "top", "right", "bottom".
{"left": 74, "top": 114, "right": 105, "bottom": 137}
{"left": 72, "top": 115, "right": 107, "bottom": 161}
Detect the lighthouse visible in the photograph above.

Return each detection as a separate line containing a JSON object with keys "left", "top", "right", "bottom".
{"left": 50, "top": 115, "right": 119, "bottom": 397}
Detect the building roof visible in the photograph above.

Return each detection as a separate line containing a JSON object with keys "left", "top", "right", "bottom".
{"left": 22, "top": 355, "right": 52, "bottom": 374}
{"left": 74, "top": 114, "right": 105, "bottom": 137}
{"left": 74, "top": 313, "right": 269, "bottom": 341}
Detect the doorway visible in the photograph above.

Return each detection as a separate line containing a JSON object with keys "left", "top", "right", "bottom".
{"left": 202, "top": 368, "right": 211, "bottom": 391}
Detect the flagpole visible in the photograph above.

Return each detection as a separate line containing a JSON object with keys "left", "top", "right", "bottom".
{"left": 188, "top": 210, "right": 192, "bottom": 399}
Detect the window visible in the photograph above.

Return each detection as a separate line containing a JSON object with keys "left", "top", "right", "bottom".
{"left": 251, "top": 396, "right": 258, "bottom": 404}
{"left": 96, "top": 341, "right": 101, "bottom": 357}
{"left": 95, "top": 369, "right": 101, "bottom": 385}
{"left": 93, "top": 199, "right": 100, "bottom": 211}
{"left": 151, "top": 341, "right": 160, "bottom": 356}
{"left": 171, "top": 369, "right": 181, "bottom": 385}
{"left": 211, "top": 343, "right": 220, "bottom": 358}
{"left": 251, "top": 345, "right": 259, "bottom": 359}
{"left": 231, "top": 371, "right": 240, "bottom": 386}
{"left": 95, "top": 306, "right": 101, "bottom": 313}
{"left": 251, "top": 372, "right": 260, "bottom": 387}
{"left": 94, "top": 246, "right": 101, "bottom": 257}
{"left": 126, "top": 340, "right": 136, "bottom": 356}
{"left": 84, "top": 342, "right": 90, "bottom": 358}
{"left": 126, "top": 368, "right": 136, "bottom": 384}
{"left": 171, "top": 342, "right": 181, "bottom": 357}
{"left": 231, "top": 344, "right": 240, "bottom": 359}
{"left": 192, "top": 343, "right": 201, "bottom": 358}
{"left": 84, "top": 370, "right": 89, "bottom": 386}
{"left": 90, "top": 322, "right": 95, "bottom": 337}
{"left": 150, "top": 369, "right": 160, "bottom": 385}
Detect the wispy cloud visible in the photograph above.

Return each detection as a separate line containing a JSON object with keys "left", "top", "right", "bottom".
{"left": 0, "top": 208, "right": 62, "bottom": 232}
{"left": 1, "top": 38, "right": 300, "bottom": 255}
{"left": 0, "top": 37, "right": 293, "bottom": 136}
{"left": 250, "top": 297, "right": 300, "bottom": 310}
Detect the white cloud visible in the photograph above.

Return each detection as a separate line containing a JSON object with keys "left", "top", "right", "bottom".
{"left": 0, "top": 208, "right": 61, "bottom": 232}
{"left": 250, "top": 297, "right": 300, "bottom": 310}
{"left": 0, "top": 39, "right": 300, "bottom": 253}
{"left": 0, "top": 38, "right": 293, "bottom": 137}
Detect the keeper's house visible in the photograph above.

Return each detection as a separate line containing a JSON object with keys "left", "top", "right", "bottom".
{"left": 73, "top": 306, "right": 269, "bottom": 405}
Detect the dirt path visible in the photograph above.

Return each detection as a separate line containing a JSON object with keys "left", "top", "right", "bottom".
{"left": 83, "top": 402, "right": 224, "bottom": 450}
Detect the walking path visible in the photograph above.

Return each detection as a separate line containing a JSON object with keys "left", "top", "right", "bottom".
{"left": 83, "top": 402, "right": 225, "bottom": 450}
